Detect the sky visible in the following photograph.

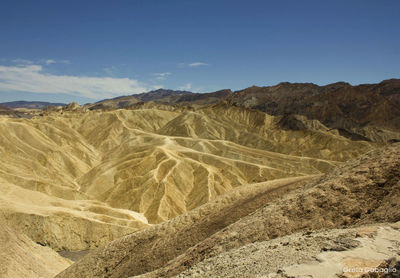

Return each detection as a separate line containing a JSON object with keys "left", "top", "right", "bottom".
{"left": 0, "top": 0, "right": 399, "bottom": 104}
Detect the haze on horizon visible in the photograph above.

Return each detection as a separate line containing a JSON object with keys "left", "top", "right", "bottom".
{"left": 0, "top": 0, "right": 399, "bottom": 104}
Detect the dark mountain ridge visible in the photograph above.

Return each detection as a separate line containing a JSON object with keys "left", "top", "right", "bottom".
{"left": 1, "top": 101, "right": 66, "bottom": 109}
{"left": 229, "top": 78, "right": 400, "bottom": 131}
{"left": 90, "top": 88, "right": 232, "bottom": 109}
{"left": 134, "top": 89, "right": 194, "bottom": 102}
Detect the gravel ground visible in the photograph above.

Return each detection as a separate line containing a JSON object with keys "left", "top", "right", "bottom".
{"left": 174, "top": 223, "right": 400, "bottom": 278}
{"left": 174, "top": 228, "right": 359, "bottom": 278}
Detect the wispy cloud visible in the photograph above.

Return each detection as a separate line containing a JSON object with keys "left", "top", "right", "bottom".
{"left": 103, "top": 66, "right": 118, "bottom": 76}
{"left": 13, "top": 58, "right": 71, "bottom": 66}
{"left": 45, "top": 59, "right": 56, "bottom": 65}
{"left": 42, "top": 59, "right": 70, "bottom": 65}
{"left": 12, "top": 58, "right": 33, "bottom": 65}
{"left": 177, "top": 62, "right": 209, "bottom": 68}
{"left": 178, "top": 83, "right": 192, "bottom": 91}
{"left": 188, "top": 62, "right": 209, "bottom": 67}
{"left": 0, "top": 64, "right": 148, "bottom": 99}
{"left": 154, "top": 72, "right": 171, "bottom": 81}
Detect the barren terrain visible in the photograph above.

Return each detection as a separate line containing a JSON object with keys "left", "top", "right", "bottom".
{"left": 56, "top": 143, "right": 400, "bottom": 278}
{"left": 0, "top": 80, "right": 399, "bottom": 277}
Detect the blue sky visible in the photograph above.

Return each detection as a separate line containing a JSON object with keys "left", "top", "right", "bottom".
{"left": 0, "top": 0, "right": 399, "bottom": 104}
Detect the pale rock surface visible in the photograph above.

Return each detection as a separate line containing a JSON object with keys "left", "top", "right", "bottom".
{"left": 0, "top": 218, "right": 71, "bottom": 278}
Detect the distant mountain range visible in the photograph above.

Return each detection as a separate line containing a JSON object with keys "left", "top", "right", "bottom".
{"left": 0, "top": 101, "right": 66, "bottom": 109}
{"left": 2, "top": 79, "right": 399, "bottom": 136}
{"left": 134, "top": 89, "right": 194, "bottom": 102}
{"left": 89, "top": 79, "right": 400, "bottom": 133}
{"left": 229, "top": 79, "right": 400, "bottom": 132}
{"left": 89, "top": 88, "right": 232, "bottom": 110}
{"left": 0, "top": 104, "right": 15, "bottom": 116}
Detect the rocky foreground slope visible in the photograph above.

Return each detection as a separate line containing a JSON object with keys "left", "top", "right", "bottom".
{"left": 56, "top": 143, "right": 400, "bottom": 278}
{"left": 174, "top": 223, "right": 400, "bottom": 278}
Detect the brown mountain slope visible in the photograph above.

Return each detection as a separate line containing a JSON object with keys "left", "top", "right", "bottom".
{"left": 85, "top": 79, "right": 400, "bottom": 134}
{"left": 173, "top": 89, "right": 232, "bottom": 105}
{"left": 88, "top": 95, "right": 142, "bottom": 110}
{"left": 81, "top": 79, "right": 400, "bottom": 142}
{"left": 89, "top": 89, "right": 233, "bottom": 110}
{"left": 56, "top": 143, "right": 400, "bottom": 278}
{"left": 229, "top": 79, "right": 400, "bottom": 134}
{"left": 134, "top": 89, "right": 193, "bottom": 102}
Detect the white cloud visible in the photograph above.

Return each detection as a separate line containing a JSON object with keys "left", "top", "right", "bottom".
{"left": 151, "top": 85, "right": 164, "bottom": 90}
{"left": 188, "top": 62, "right": 208, "bottom": 67}
{"left": 12, "top": 59, "right": 33, "bottom": 65}
{"left": 13, "top": 58, "right": 71, "bottom": 66}
{"left": 103, "top": 66, "right": 118, "bottom": 76}
{"left": 0, "top": 64, "right": 148, "bottom": 99}
{"left": 42, "top": 59, "right": 70, "bottom": 65}
{"left": 154, "top": 72, "right": 171, "bottom": 80}
{"left": 178, "top": 83, "right": 192, "bottom": 91}
{"left": 45, "top": 59, "right": 56, "bottom": 65}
